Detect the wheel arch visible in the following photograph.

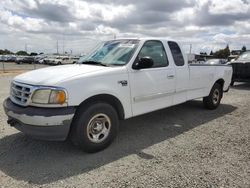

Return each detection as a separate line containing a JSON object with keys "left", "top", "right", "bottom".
{"left": 215, "top": 78, "right": 225, "bottom": 89}
{"left": 76, "top": 94, "right": 125, "bottom": 120}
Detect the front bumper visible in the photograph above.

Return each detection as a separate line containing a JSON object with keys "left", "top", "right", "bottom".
{"left": 3, "top": 98, "right": 76, "bottom": 141}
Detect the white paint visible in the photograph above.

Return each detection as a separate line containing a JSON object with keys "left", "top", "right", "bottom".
{"left": 11, "top": 38, "right": 232, "bottom": 121}
{"left": 7, "top": 111, "right": 74, "bottom": 126}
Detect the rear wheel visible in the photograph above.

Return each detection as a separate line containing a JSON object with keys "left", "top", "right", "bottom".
{"left": 203, "top": 83, "right": 222, "bottom": 110}
{"left": 70, "top": 102, "right": 119, "bottom": 153}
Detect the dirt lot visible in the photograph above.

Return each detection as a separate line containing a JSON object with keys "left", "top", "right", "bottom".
{"left": 0, "top": 73, "right": 249, "bottom": 188}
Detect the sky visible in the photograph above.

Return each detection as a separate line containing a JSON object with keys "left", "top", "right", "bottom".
{"left": 0, "top": 0, "right": 250, "bottom": 54}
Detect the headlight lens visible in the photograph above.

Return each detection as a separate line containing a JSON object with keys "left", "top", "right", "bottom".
{"left": 49, "top": 90, "right": 66, "bottom": 104}
{"left": 32, "top": 89, "right": 66, "bottom": 105}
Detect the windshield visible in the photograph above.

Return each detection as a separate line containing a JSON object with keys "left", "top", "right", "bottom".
{"left": 78, "top": 39, "right": 139, "bottom": 66}
{"left": 236, "top": 52, "right": 250, "bottom": 61}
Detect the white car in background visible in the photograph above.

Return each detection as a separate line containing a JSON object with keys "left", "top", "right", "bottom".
{"left": 43, "top": 56, "right": 62, "bottom": 65}
{"left": 43, "top": 56, "right": 79, "bottom": 65}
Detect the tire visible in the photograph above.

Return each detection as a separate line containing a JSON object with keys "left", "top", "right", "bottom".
{"left": 70, "top": 102, "right": 119, "bottom": 153}
{"left": 203, "top": 83, "right": 223, "bottom": 110}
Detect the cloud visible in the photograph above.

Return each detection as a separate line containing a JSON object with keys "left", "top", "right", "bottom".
{"left": 193, "top": 0, "right": 250, "bottom": 26}
{"left": 0, "top": 0, "right": 250, "bottom": 54}
{"left": 22, "top": 1, "right": 75, "bottom": 22}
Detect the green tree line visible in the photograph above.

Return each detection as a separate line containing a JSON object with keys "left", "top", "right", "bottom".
{"left": 206, "top": 45, "right": 247, "bottom": 59}
{"left": 0, "top": 49, "right": 38, "bottom": 56}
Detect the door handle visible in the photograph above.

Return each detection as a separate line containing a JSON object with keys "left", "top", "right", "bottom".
{"left": 167, "top": 75, "right": 175, "bottom": 79}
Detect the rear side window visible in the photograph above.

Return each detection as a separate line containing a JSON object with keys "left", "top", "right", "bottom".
{"left": 168, "top": 41, "right": 185, "bottom": 66}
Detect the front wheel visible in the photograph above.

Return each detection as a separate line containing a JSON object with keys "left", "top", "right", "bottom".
{"left": 70, "top": 102, "right": 119, "bottom": 153}
{"left": 203, "top": 83, "right": 222, "bottom": 110}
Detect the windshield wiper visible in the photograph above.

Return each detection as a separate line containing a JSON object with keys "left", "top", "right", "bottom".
{"left": 81, "top": 60, "right": 108, "bottom": 67}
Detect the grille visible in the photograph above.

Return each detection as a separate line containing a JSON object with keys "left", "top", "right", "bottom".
{"left": 10, "top": 82, "right": 33, "bottom": 106}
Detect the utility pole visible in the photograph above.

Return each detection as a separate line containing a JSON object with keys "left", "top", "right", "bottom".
{"left": 189, "top": 44, "right": 192, "bottom": 54}
{"left": 62, "top": 33, "right": 65, "bottom": 54}
{"left": 56, "top": 40, "right": 59, "bottom": 54}
{"left": 25, "top": 43, "right": 28, "bottom": 53}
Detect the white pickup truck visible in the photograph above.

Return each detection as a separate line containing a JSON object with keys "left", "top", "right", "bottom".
{"left": 3, "top": 38, "right": 232, "bottom": 153}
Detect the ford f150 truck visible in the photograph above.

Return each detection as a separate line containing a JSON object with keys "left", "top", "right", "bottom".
{"left": 3, "top": 38, "right": 232, "bottom": 153}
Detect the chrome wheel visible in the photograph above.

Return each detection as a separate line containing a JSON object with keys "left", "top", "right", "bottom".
{"left": 212, "top": 89, "right": 220, "bottom": 104}
{"left": 87, "top": 113, "right": 111, "bottom": 143}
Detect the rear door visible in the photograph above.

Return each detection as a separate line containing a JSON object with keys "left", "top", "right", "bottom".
{"left": 129, "top": 40, "right": 175, "bottom": 116}
{"left": 168, "top": 41, "right": 189, "bottom": 104}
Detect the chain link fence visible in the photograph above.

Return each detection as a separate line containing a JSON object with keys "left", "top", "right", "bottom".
{"left": 0, "top": 62, "right": 49, "bottom": 73}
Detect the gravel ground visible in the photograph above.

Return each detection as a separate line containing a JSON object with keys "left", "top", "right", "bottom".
{"left": 0, "top": 74, "right": 249, "bottom": 188}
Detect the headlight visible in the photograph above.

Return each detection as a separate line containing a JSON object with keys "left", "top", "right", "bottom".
{"left": 32, "top": 88, "right": 66, "bottom": 105}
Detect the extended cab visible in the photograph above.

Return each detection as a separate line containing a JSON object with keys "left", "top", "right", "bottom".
{"left": 3, "top": 38, "right": 232, "bottom": 152}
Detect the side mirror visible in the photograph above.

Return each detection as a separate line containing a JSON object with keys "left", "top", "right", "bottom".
{"left": 133, "top": 56, "right": 154, "bottom": 70}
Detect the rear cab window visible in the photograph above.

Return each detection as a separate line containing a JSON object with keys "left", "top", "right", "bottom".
{"left": 168, "top": 41, "right": 185, "bottom": 66}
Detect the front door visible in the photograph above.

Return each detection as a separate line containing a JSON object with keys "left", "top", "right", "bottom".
{"left": 128, "top": 40, "right": 175, "bottom": 116}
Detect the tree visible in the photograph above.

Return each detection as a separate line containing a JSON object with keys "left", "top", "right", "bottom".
{"left": 200, "top": 52, "right": 207, "bottom": 55}
{"left": 210, "top": 50, "right": 214, "bottom": 56}
{"left": 0, "top": 49, "right": 14, "bottom": 55}
{"left": 30, "top": 52, "right": 38, "bottom": 56}
{"left": 225, "top": 45, "right": 230, "bottom": 57}
{"left": 213, "top": 45, "right": 230, "bottom": 59}
{"left": 16, "top": 51, "right": 29, "bottom": 56}
{"left": 242, "top": 45, "right": 246, "bottom": 52}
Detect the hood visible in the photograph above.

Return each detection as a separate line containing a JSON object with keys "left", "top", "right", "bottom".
{"left": 14, "top": 64, "right": 107, "bottom": 86}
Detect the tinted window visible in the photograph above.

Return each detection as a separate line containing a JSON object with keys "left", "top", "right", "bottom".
{"left": 137, "top": 40, "right": 169, "bottom": 68}
{"left": 168, "top": 41, "right": 185, "bottom": 66}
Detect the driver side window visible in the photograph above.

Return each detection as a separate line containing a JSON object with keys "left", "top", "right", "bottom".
{"left": 137, "top": 40, "right": 169, "bottom": 68}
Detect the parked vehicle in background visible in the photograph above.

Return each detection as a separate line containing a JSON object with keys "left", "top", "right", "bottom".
{"left": 0, "top": 55, "right": 17, "bottom": 62}
{"left": 43, "top": 55, "right": 79, "bottom": 65}
{"left": 15, "top": 56, "right": 25, "bottom": 64}
{"left": 229, "top": 51, "right": 250, "bottom": 86}
{"left": 0, "top": 55, "right": 8, "bottom": 62}
{"left": 4, "top": 55, "right": 16, "bottom": 62}
{"left": 34, "top": 55, "right": 47, "bottom": 64}
{"left": 15, "top": 56, "right": 34, "bottom": 64}
{"left": 204, "top": 59, "right": 227, "bottom": 65}
{"left": 71, "top": 56, "right": 80, "bottom": 64}
{"left": 43, "top": 56, "right": 63, "bottom": 65}
{"left": 3, "top": 38, "right": 232, "bottom": 153}
{"left": 0, "top": 55, "right": 4, "bottom": 62}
